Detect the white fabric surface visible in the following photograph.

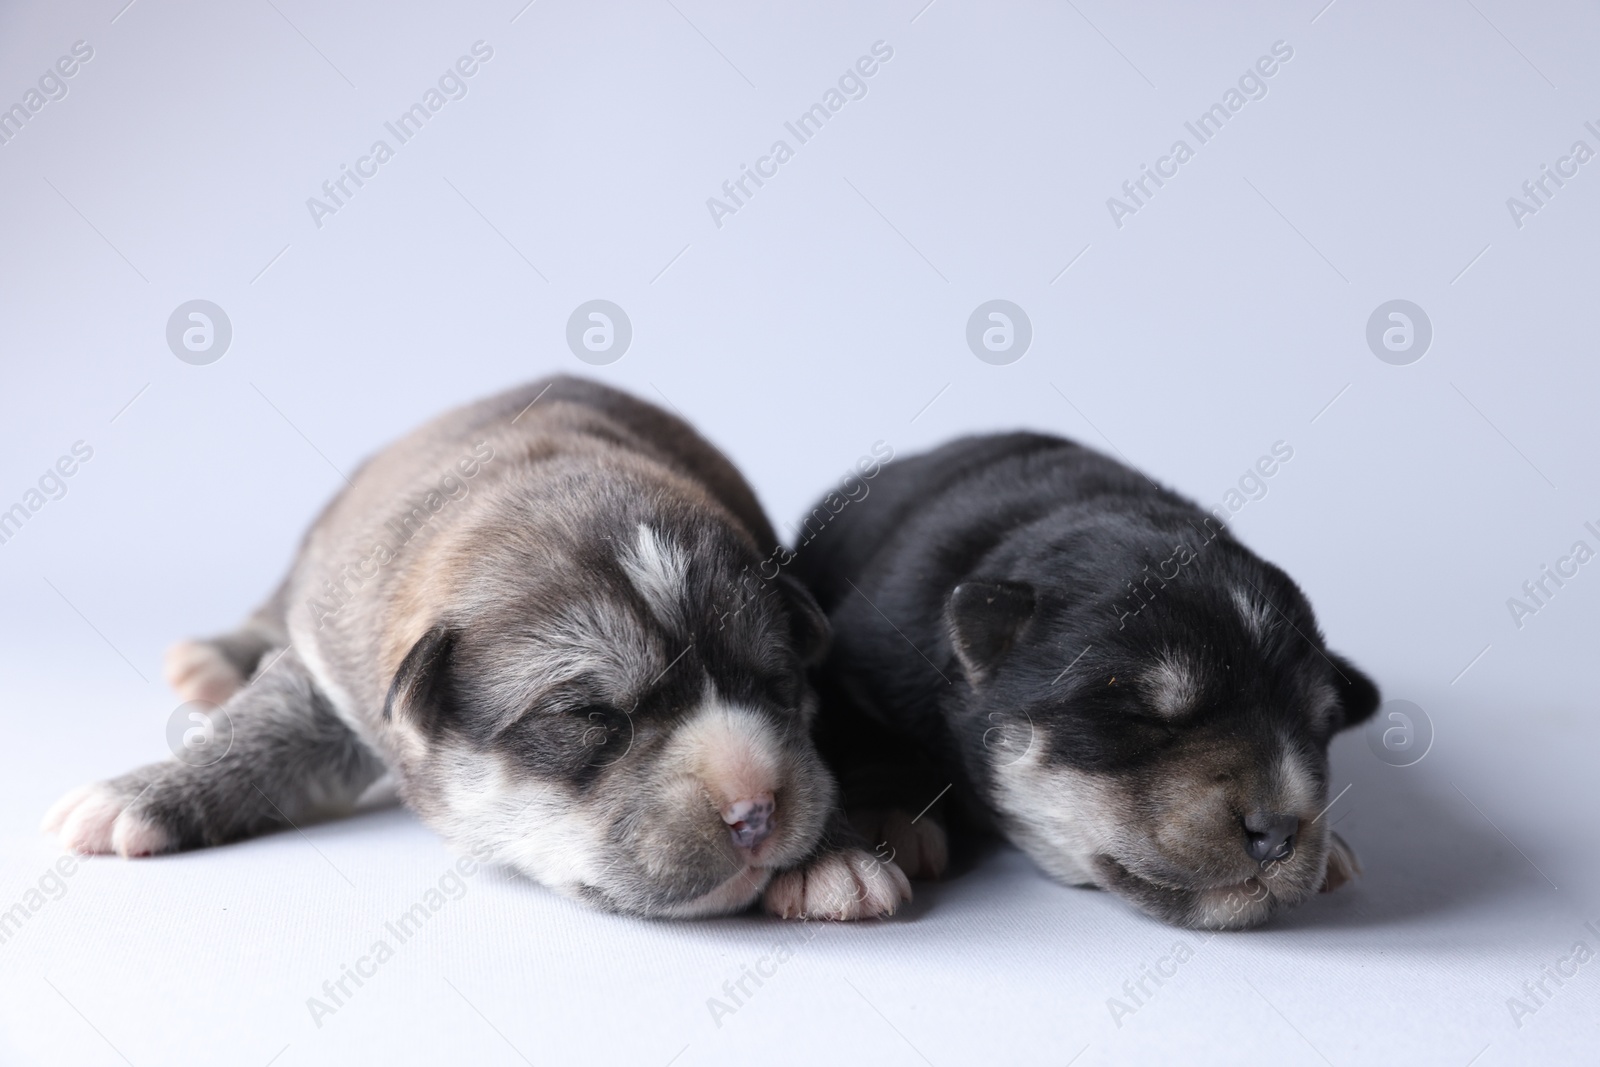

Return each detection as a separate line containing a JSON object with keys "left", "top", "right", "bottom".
{"left": 3, "top": 0, "right": 1598, "bottom": 1063}
{"left": 2, "top": 679, "right": 1592, "bottom": 1066}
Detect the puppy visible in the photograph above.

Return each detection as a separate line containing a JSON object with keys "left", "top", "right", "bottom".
{"left": 44, "top": 376, "right": 908, "bottom": 920}
{"left": 792, "top": 432, "right": 1379, "bottom": 929}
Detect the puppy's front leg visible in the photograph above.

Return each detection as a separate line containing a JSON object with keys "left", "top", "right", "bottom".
{"left": 763, "top": 810, "right": 911, "bottom": 921}
{"left": 43, "top": 648, "right": 385, "bottom": 857}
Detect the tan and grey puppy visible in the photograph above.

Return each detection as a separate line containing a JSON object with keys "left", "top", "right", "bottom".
{"left": 43, "top": 376, "right": 909, "bottom": 920}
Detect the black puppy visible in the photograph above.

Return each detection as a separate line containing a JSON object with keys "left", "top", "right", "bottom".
{"left": 792, "top": 432, "right": 1379, "bottom": 929}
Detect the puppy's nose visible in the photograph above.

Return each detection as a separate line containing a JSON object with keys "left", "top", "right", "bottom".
{"left": 722, "top": 793, "right": 775, "bottom": 851}
{"left": 1243, "top": 812, "right": 1299, "bottom": 863}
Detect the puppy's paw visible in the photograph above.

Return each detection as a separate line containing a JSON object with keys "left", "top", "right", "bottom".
{"left": 164, "top": 640, "right": 244, "bottom": 705}
{"left": 763, "top": 848, "right": 912, "bottom": 921}
{"left": 1319, "top": 831, "right": 1361, "bottom": 893}
{"left": 41, "top": 782, "right": 171, "bottom": 858}
{"left": 849, "top": 807, "right": 948, "bottom": 881}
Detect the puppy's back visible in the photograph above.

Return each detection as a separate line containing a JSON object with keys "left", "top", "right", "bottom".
{"left": 337, "top": 377, "right": 775, "bottom": 548}
{"left": 794, "top": 432, "right": 1145, "bottom": 612}
{"left": 469, "top": 377, "right": 778, "bottom": 550}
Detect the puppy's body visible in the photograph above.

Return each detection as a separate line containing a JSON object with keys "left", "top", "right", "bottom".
{"left": 47, "top": 377, "right": 909, "bottom": 920}
{"left": 794, "top": 432, "right": 1378, "bottom": 928}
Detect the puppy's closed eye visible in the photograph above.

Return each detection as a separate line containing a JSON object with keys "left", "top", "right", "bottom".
{"left": 491, "top": 699, "right": 635, "bottom": 781}
{"left": 569, "top": 703, "right": 631, "bottom": 744}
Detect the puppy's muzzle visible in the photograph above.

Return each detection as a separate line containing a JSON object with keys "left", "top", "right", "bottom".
{"left": 722, "top": 793, "right": 775, "bottom": 850}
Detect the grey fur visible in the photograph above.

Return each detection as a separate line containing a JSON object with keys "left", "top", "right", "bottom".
{"left": 46, "top": 377, "right": 908, "bottom": 920}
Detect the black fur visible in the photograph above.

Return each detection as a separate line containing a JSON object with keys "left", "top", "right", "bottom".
{"left": 794, "top": 432, "right": 1380, "bottom": 927}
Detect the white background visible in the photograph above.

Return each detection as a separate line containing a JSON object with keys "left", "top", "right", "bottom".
{"left": 2, "top": 1, "right": 1597, "bottom": 1064}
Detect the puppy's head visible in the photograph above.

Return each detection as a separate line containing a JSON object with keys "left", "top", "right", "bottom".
{"left": 383, "top": 482, "right": 834, "bottom": 918}
{"left": 949, "top": 526, "right": 1378, "bottom": 929}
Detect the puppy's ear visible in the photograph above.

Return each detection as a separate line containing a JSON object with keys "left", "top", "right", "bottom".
{"left": 383, "top": 624, "right": 459, "bottom": 731}
{"left": 947, "top": 581, "right": 1035, "bottom": 680}
{"left": 775, "top": 574, "right": 831, "bottom": 666}
{"left": 1326, "top": 650, "right": 1379, "bottom": 731}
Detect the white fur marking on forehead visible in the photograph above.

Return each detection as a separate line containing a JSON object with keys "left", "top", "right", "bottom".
{"left": 1143, "top": 654, "right": 1198, "bottom": 717}
{"left": 1272, "top": 746, "right": 1319, "bottom": 814}
{"left": 621, "top": 524, "right": 689, "bottom": 627}
{"left": 1231, "top": 587, "right": 1275, "bottom": 641}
